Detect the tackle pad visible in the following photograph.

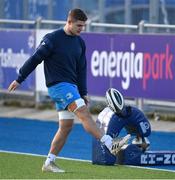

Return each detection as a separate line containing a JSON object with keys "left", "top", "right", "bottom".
{"left": 92, "top": 138, "right": 175, "bottom": 165}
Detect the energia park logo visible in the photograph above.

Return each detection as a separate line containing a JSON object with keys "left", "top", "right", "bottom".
{"left": 90, "top": 42, "right": 173, "bottom": 90}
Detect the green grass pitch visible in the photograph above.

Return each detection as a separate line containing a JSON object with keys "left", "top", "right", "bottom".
{"left": 0, "top": 152, "right": 174, "bottom": 179}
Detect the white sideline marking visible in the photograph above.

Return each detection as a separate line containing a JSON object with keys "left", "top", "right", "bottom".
{"left": 125, "top": 165, "right": 175, "bottom": 173}
{"left": 0, "top": 149, "right": 91, "bottom": 162}
{"left": 0, "top": 150, "right": 175, "bottom": 173}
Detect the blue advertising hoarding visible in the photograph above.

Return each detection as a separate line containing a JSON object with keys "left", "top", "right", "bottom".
{"left": 0, "top": 30, "right": 35, "bottom": 91}
{"left": 82, "top": 33, "right": 175, "bottom": 101}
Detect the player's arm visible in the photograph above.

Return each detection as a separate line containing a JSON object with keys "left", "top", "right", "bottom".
{"left": 8, "top": 35, "right": 54, "bottom": 91}
{"left": 16, "top": 36, "right": 54, "bottom": 84}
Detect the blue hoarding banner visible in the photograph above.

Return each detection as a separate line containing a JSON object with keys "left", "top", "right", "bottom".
{"left": 0, "top": 30, "right": 35, "bottom": 91}
{"left": 82, "top": 33, "right": 175, "bottom": 101}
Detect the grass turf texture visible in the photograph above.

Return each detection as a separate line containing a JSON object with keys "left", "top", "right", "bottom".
{"left": 0, "top": 152, "right": 174, "bottom": 179}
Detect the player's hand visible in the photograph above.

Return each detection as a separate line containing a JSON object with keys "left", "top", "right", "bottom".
{"left": 82, "top": 95, "right": 90, "bottom": 106}
{"left": 8, "top": 80, "right": 20, "bottom": 92}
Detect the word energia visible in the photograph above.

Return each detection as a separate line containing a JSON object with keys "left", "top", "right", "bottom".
{"left": 91, "top": 42, "right": 173, "bottom": 90}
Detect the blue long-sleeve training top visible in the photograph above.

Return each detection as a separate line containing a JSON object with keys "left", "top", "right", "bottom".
{"left": 16, "top": 28, "right": 87, "bottom": 96}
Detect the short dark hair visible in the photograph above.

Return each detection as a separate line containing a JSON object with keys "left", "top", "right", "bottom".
{"left": 68, "top": 8, "right": 88, "bottom": 22}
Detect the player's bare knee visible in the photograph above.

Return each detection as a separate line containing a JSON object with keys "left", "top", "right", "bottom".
{"left": 76, "top": 107, "right": 92, "bottom": 123}
{"left": 59, "top": 124, "right": 73, "bottom": 135}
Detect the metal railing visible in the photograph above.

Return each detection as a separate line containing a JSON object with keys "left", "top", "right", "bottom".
{"left": 138, "top": 20, "right": 175, "bottom": 34}
{"left": 1, "top": 18, "right": 175, "bottom": 33}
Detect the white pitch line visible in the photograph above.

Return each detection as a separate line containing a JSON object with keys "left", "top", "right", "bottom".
{"left": 0, "top": 149, "right": 91, "bottom": 162}
{"left": 0, "top": 150, "right": 175, "bottom": 173}
{"left": 125, "top": 165, "right": 175, "bottom": 173}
